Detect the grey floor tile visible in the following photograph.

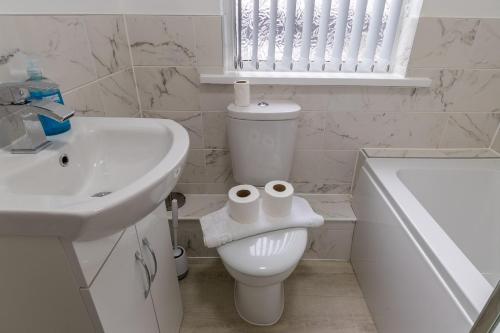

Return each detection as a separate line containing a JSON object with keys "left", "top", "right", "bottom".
{"left": 180, "top": 259, "right": 377, "bottom": 333}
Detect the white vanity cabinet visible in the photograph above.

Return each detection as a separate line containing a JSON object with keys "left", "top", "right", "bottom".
{"left": 135, "top": 206, "right": 183, "bottom": 333}
{"left": 79, "top": 204, "right": 183, "bottom": 333}
{"left": 0, "top": 204, "right": 183, "bottom": 333}
{"left": 83, "top": 226, "right": 160, "bottom": 333}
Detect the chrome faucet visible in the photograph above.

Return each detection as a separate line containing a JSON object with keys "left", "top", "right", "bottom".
{"left": 0, "top": 82, "right": 75, "bottom": 154}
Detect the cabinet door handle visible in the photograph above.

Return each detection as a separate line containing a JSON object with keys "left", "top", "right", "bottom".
{"left": 142, "top": 238, "right": 158, "bottom": 282}
{"left": 135, "top": 251, "right": 151, "bottom": 298}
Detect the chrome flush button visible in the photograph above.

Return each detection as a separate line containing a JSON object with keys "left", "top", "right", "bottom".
{"left": 257, "top": 101, "right": 269, "bottom": 107}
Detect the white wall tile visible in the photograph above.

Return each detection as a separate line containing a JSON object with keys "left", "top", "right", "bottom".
{"left": 193, "top": 16, "right": 223, "bottom": 67}
{"left": 126, "top": 15, "right": 196, "bottom": 66}
{"left": 203, "top": 111, "right": 228, "bottom": 149}
{"left": 490, "top": 125, "right": 500, "bottom": 152}
{"left": 323, "top": 151, "right": 358, "bottom": 184}
{"left": 135, "top": 67, "right": 200, "bottom": 111}
{"left": 291, "top": 150, "right": 357, "bottom": 193}
{"left": 304, "top": 224, "right": 355, "bottom": 260}
{"left": 98, "top": 69, "right": 139, "bottom": 117}
{"left": 297, "top": 112, "right": 325, "bottom": 149}
{"left": 328, "top": 86, "right": 413, "bottom": 112}
{"left": 0, "top": 15, "right": 97, "bottom": 91}
{"left": 205, "top": 149, "right": 232, "bottom": 184}
{"left": 472, "top": 19, "right": 500, "bottom": 68}
{"left": 410, "top": 17, "right": 500, "bottom": 70}
{"left": 440, "top": 113, "right": 500, "bottom": 148}
{"left": 409, "top": 18, "right": 480, "bottom": 69}
{"left": 84, "top": 15, "right": 131, "bottom": 78}
{"left": 199, "top": 84, "right": 233, "bottom": 111}
{"left": 408, "top": 68, "right": 500, "bottom": 113}
{"left": 180, "top": 150, "right": 206, "bottom": 183}
{"left": 324, "top": 112, "right": 448, "bottom": 150}
{"left": 251, "top": 85, "right": 330, "bottom": 111}
{"left": 63, "top": 84, "right": 105, "bottom": 117}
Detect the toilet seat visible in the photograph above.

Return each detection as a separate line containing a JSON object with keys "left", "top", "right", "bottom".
{"left": 217, "top": 228, "right": 308, "bottom": 277}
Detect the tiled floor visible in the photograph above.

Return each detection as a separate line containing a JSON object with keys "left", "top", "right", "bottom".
{"left": 179, "top": 259, "right": 377, "bottom": 333}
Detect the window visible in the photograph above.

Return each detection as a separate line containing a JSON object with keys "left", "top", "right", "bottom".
{"left": 234, "top": 0, "right": 405, "bottom": 73}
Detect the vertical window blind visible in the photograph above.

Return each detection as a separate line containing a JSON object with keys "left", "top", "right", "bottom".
{"left": 235, "top": 0, "right": 404, "bottom": 73}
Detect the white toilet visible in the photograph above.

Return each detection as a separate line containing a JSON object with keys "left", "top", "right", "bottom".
{"left": 217, "top": 100, "right": 308, "bottom": 325}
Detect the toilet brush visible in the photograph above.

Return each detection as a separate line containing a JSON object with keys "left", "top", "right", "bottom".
{"left": 171, "top": 199, "right": 188, "bottom": 280}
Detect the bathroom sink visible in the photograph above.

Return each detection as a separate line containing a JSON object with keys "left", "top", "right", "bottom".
{"left": 0, "top": 117, "right": 189, "bottom": 241}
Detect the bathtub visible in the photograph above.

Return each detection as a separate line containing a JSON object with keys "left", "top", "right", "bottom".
{"left": 351, "top": 156, "right": 499, "bottom": 333}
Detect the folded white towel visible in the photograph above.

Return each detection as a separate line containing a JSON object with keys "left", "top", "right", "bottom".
{"left": 200, "top": 196, "right": 324, "bottom": 248}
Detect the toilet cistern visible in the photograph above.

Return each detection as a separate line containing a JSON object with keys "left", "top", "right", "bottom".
{"left": 226, "top": 100, "right": 301, "bottom": 186}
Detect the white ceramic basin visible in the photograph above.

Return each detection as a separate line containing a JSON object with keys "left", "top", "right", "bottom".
{"left": 0, "top": 117, "right": 189, "bottom": 241}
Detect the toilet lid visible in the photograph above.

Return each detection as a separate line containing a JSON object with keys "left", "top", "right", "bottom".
{"left": 217, "top": 228, "right": 308, "bottom": 277}
{"left": 227, "top": 100, "right": 301, "bottom": 121}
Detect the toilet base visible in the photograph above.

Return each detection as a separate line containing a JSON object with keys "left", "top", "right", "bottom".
{"left": 233, "top": 280, "right": 284, "bottom": 326}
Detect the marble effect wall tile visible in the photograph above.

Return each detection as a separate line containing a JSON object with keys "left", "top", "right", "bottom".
{"left": 203, "top": 111, "right": 228, "bottom": 149}
{"left": 143, "top": 111, "right": 203, "bottom": 149}
{"left": 491, "top": 126, "right": 500, "bottom": 153}
{"left": 63, "top": 69, "right": 138, "bottom": 118}
{"left": 328, "top": 86, "right": 413, "bottom": 112}
{"left": 199, "top": 84, "right": 234, "bottom": 111}
{"left": 98, "top": 69, "right": 139, "bottom": 117}
{"left": 297, "top": 112, "right": 325, "bottom": 149}
{"left": 135, "top": 67, "right": 200, "bottom": 111}
{"left": 324, "top": 112, "right": 448, "bottom": 150}
{"left": 407, "top": 68, "right": 500, "bottom": 113}
{"left": 178, "top": 220, "right": 218, "bottom": 257}
{"left": 180, "top": 150, "right": 206, "bottom": 184}
{"left": 304, "top": 223, "right": 355, "bottom": 260}
{"left": 205, "top": 150, "right": 232, "bottom": 184}
{"left": 63, "top": 84, "right": 105, "bottom": 117}
{"left": 178, "top": 219, "right": 355, "bottom": 260}
{"left": 472, "top": 19, "right": 500, "bottom": 69}
{"left": 0, "top": 15, "right": 97, "bottom": 91}
{"left": 410, "top": 17, "right": 500, "bottom": 70}
{"left": 193, "top": 16, "right": 223, "bottom": 68}
{"left": 323, "top": 151, "right": 358, "bottom": 184}
{"left": 410, "top": 18, "right": 480, "bottom": 69}
{"left": 251, "top": 85, "right": 331, "bottom": 111}
{"left": 84, "top": 15, "right": 131, "bottom": 78}
{"left": 291, "top": 150, "right": 357, "bottom": 194}
{"left": 126, "top": 15, "right": 196, "bottom": 66}
{"left": 440, "top": 113, "right": 500, "bottom": 148}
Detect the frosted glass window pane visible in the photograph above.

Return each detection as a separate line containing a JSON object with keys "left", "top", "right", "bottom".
{"left": 237, "top": 0, "right": 404, "bottom": 72}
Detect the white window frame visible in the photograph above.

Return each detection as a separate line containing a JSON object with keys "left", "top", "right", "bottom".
{"left": 200, "top": 0, "right": 430, "bottom": 87}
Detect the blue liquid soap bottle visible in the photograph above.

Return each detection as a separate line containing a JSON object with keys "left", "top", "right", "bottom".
{"left": 25, "top": 58, "right": 71, "bottom": 136}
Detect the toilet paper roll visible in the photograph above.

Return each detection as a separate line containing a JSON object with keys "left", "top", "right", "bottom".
{"left": 262, "top": 180, "right": 294, "bottom": 217}
{"left": 234, "top": 80, "right": 250, "bottom": 107}
{"left": 228, "top": 184, "right": 260, "bottom": 224}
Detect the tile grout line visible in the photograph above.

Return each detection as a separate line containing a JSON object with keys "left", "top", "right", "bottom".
{"left": 489, "top": 122, "right": 500, "bottom": 149}
{"left": 437, "top": 114, "right": 451, "bottom": 148}
{"left": 122, "top": 14, "right": 144, "bottom": 118}
{"left": 62, "top": 67, "right": 130, "bottom": 95}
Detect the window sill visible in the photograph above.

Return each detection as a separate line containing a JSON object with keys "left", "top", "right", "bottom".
{"left": 200, "top": 71, "right": 432, "bottom": 87}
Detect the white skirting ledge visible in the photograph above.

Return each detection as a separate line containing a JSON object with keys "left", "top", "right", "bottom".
{"left": 362, "top": 148, "right": 500, "bottom": 158}
{"left": 200, "top": 71, "right": 432, "bottom": 87}
{"left": 167, "top": 193, "right": 356, "bottom": 223}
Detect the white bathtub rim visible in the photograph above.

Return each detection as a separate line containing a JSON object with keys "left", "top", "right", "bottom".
{"left": 364, "top": 158, "right": 493, "bottom": 321}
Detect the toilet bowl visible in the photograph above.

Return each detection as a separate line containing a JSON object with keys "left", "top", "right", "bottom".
{"left": 221, "top": 100, "right": 304, "bottom": 325}
{"left": 217, "top": 228, "right": 308, "bottom": 325}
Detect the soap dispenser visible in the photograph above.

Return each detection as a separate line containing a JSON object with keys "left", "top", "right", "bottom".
{"left": 25, "top": 58, "right": 71, "bottom": 136}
